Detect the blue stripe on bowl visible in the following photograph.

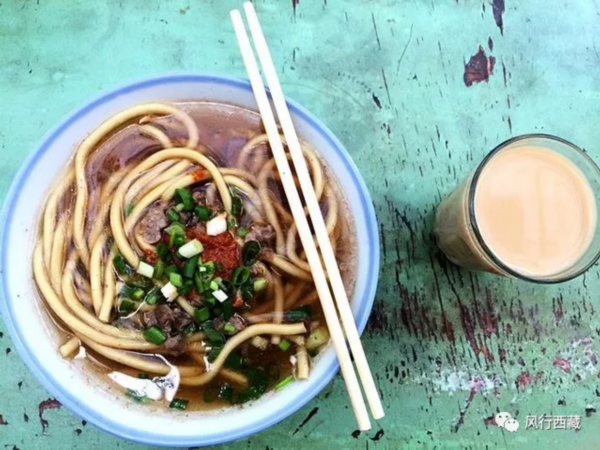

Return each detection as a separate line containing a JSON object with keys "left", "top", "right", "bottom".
{"left": 0, "top": 72, "right": 380, "bottom": 447}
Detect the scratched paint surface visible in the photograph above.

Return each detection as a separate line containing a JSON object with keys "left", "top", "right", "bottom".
{"left": 1, "top": 1, "right": 600, "bottom": 449}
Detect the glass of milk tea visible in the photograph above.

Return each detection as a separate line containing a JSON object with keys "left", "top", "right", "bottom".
{"left": 434, "top": 134, "right": 600, "bottom": 283}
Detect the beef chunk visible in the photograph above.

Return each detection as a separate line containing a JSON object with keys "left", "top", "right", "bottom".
{"left": 246, "top": 224, "right": 276, "bottom": 248}
{"left": 151, "top": 304, "right": 192, "bottom": 335}
{"left": 137, "top": 204, "right": 168, "bottom": 244}
{"left": 229, "top": 314, "right": 247, "bottom": 332}
{"left": 164, "top": 335, "right": 187, "bottom": 356}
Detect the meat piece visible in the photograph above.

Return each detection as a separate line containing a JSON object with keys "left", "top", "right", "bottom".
{"left": 143, "top": 310, "right": 159, "bottom": 328}
{"left": 171, "top": 307, "right": 192, "bottom": 332}
{"left": 192, "top": 189, "right": 206, "bottom": 204}
{"left": 137, "top": 204, "right": 168, "bottom": 244}
{"left": 246, "top": 224, "right": 276, "bottom": 248}
{"left": 179, "top": 210, "right": 192, "bottom": 224}
{"left": 164, "top": 335, "right": 186, "bottom": 356}
{"left": 229, "top": 314, "right": 247, "bottom": 332}
{"left": 154, "top": 304, "right": 175, "bottom": 334}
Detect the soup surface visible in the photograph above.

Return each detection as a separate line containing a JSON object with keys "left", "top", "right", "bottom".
{"left": 33, "top": 101, "right": 356, "bottom": 411}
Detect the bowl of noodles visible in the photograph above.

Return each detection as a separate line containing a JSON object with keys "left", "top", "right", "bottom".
{"left": 0, "top": 73, "right": 379, "bottom": 446}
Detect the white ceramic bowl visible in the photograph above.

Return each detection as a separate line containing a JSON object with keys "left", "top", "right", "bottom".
{"left": 0, "top": 73, "right": 380, "bottom": 447}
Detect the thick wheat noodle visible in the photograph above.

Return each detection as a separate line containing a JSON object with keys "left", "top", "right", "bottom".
{"left": 286, "top": 186, "right": 339, "bottom": 271}
{"left": 90, "top": 234, "right": 107, "bottom": 316}
{"left": 236, "top": 133, "right": 271, "bottom": 168}
{"left": 43, "top": 170, "right": 74, "bottom": 268}
{"left": 179, "top": 323, "right": 306, "bottom": 386}
{"left": 220, "top": 167, "right": 258, "bottom": 186}
{"left": 50, "top": 220, "right": 68, "bottom": 294}
{"left": 296, "top": 344, "right": 310, "bottom": 380}
{"left": 62, "top": 256, "right": 143, "bottom": 340}
{"left": 187, "top": 352, "right": 249, "bottom": 387}
{"left": 73, "top": 104, "right": 199, "bottom": 267}
{"left": 186, "top": 332, "right": 207, "bottom": 343}
{"left": 258, "top": 161, "right": 285, "bottom": 253}
{"left": 206, "top": 184, "right": 217, "bottom": 205}
{"left": 246, "top": 281, "right": 306, "bottom": 320}
{"left": 59, "top": 337, "right": 81, "bottom": 358}
{"left": 269, "top": 192, "right": 294, "bottom": 224}
{"left": 99, "top": 246, "right": 117, "bottom": 322}
{"left": 238, "top": 134, "right": 325, "bottom": 198}
{"left": 88, "top": 169, "right": 128, "bottom": 247}
{"left": 78, "top": 335, "right": 203, "bottom": 377}
{"left": 110, "top": 148, "right": 232, "bottom": 268}
{"left": 270, "top": 274, "right": 284, "bottom": 345}
{"left": 292, "top": 290, "right": 320, "bottom": 308}
{"left": 125, "top": 160, "right": 190, "bottom": 207}
{"left": 224, "top": 175, "right": 264, "bottom": 223}
{"left": 138, "top": 124, "right": 174, "bottom": 148}
{"left": 33, "top": 244, "right": 158, "bottom": 350}
{"left": 245, "top": 289, "right": 316, "bottom": 325}
{"left": 261, "top": 253, "right": 312, "bottom": 281}
{"left": 175, "top": 297, "right": 196, "bottom": 317}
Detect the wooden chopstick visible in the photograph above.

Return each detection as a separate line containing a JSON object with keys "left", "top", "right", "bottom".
{"left": 230, "top": 9, "right": 372, "bottom": 431}
{"left": 241, "top": 2, "right": 385, "bottom": 421}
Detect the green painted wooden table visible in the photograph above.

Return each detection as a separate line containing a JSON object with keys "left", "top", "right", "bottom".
{"left": 2, "top": 0, "right": 600, "bottom": 448}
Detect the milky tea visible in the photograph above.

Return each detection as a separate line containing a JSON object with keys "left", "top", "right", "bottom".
{"left": 434, "top": 136, "right": 600, "bottom": 282}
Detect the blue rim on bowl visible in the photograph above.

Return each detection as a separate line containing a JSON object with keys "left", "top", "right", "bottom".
{"left": 0, "top": 73, "right": 380, "bottom": 447}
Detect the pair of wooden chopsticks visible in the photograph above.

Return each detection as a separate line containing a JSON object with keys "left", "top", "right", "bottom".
{"left": 230, "top": 3, "right": 384, "bottom": 430}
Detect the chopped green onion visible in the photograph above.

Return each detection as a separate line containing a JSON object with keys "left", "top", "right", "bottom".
{"left": 161, "top": 282, "right": 178, "bottom": 302}
{"left": 169, "top": 272, "right": 183, "bottom": 288}
{"left": 169, "top": 398, "right": 189, "bottom": 410}
{"left": 199, "top": 261, "right": 215, "bottom": 276}
{"left": 224, "top": 323, "right": 236, "bottom": 335}
{"left": 231, "top": 195, "right": 244, "bottom": 217}
{"left": 175, "top": 203, "right": 185, "bottom": 212}
{"left": 181, "top": 323, "right": 196, "bottom": 337}
{"left": 113, "top": 254, "right": 129, "bottom": 275}
{"left": 209, "top": 280, "right": 220, "bottom": 291}
{"left": 231, "top": 266, "right": 251, "bottom": 286}
{"left": 166, "top": 208, "right": 180, "bottom": 223}
{"left": 179, "top": 279, "right": 194, "bottom": 295}
{"left": 136, "top": 261, "right": 155, "bottom": 279}
{"left": 183, "top": 255, "right": 200, "bottom": 279}
{"left": 156, "top": 243, "right": 171, "bottom": 261}
{"left": 131, "top": 288, "right": 146, "bottom": 301}
{"left": 253, "top": 277, "right": 268, "bottom": 292}
{"left": 207, "top": 346, "right": 222, "bottom": 363}
{"left": 218, "top": 383, "right": 234, "bottom": 401}
{"left": 194, "top": 307, "right": 210, "bottom": 323}
{"left": 125, "top": 203, "right": 135, "bottom": 217}
{"left": 306, "top": 326, "right": 330, "bottom": 351}
{"left": 143, "top": 326, "right": 167, "bottom": 345}
{"left": 126, "top": 389, "right": 150, "bottom": 403}
{"left": 221, "top": 301, "right": 234, "bottom": 320}
{"left": 278, "top": 339, "right": 292, "bottom": 351}
{"left": 175, "top": 188, "right": 195, "bottom": 211}
{"left": 118, "top": 299, "right": 137, "bottom": 313}
{"left": 172, "top": 234, "right": 186, "bottom": 247}
{"left": 242, "top": 240, "right": 261, "bottom": 266}
{"left": 203, "top": 322, "right": 225, "bottom": 345}
{"left": 237, "top": 227, "right": 249, "bottom": 238}
{"left": 145, "top": 289, "right": 161, "bottom": 306}
{"left": 164, "top": 264, "right": 180, "bottom": 278}
{"left": 227, "top": 216, "right": 238, "bottom": 230}
{"left": 285, "top": 305, "right": 313, "bottom": 322}
{"left": 178, "top": 239, "right": 204, "bottom": 259}
{"left": 225, "top": 351, "right": 244, "bottom": 370}
{"left": 166, "top": 222, "right": 186, "bottom": 236}
{"left": 154, "top": 259, "right": 166, "bottom": 279}
{"left": 195, "top": 205, "right": 212, "bottom": 221}
{"left": 275, "top": 375, "right": 295, "bottom": 390}
{"left": 213, "top": 289, "right": 228, "bottom": 303}
{"left": 207, "top": 214, "right": 228, "bottom": 236}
